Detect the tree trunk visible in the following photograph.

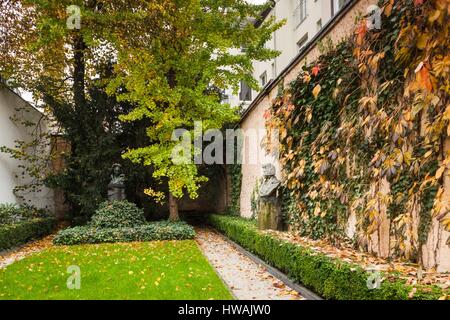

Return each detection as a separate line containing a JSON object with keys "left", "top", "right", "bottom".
{"left": 168, "top": 192, "right": 180, "bottom": 221}
{"left": 73, "top": 33, "right": 86, "bottom": 108}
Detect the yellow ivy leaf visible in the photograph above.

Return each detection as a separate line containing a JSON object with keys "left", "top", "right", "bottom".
{"left": 442, "top": 218, "right": 450, "bottom": 232}
{"left": 312, "top": 84, "right": 321, "bottom": 99}
{"left": 384, "top": 0, "right": 394, "bottom": 17}
{"left": 416, "top": 34, "right": 429, "bottom": 49}
{"left": 435, "top": 166, "right": 445, "bottom": 180}
{"left": 423, "top": 150, "right": 433, "bottom": 159}
{"left": 314, "top": 203, "right": 321, "bottom": 216}
{"left": 428, "top": 9, "right": 441, "bottom": 23}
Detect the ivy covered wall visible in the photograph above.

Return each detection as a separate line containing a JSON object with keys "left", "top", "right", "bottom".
{"left": 241, "top": 0, "right": 450, "bottom": 271}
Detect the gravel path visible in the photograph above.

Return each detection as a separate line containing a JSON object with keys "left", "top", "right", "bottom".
{"left": 196, "top": 228, "right": 304, "bottom": 300}
{"left": 0, "top": 234, "right": 55, "bottom": 269}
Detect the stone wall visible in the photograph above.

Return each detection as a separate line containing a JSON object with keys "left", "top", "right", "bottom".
{"left": 50, "top": 135, "right": 71, "bottom": 220}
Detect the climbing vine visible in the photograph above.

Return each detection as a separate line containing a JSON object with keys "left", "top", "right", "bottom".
{"left": 227, "top": 163, "right": 242, "bottom": 216}
{"left": 266, "top": 0, "right": 449, "bottom": 264}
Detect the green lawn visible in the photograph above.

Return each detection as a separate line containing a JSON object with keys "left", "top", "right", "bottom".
{"left": 0, "top": 240, "right": 233, "bottom": 300}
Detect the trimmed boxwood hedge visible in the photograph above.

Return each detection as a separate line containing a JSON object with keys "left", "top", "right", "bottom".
{"left": 53, "top": 221, "right": 195, "bottom": 245}
{"left": 0, "top": 218, "right": 56, "bottom": 251}
{"left": 208, "top": 214, "right": 447, "bottom": 300}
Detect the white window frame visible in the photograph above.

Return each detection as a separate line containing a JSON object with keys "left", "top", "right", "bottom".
{"left": 316, "top": 19, "right": 322, "bottom": 31}
{"left": 333, "top": 0, "right": 350, "bottom": 16}
{"left": 239, "top": 81, "right": 252, "bottom": 102}
{"left": 297, "top": 33, "right": 309, "bottom": 52}
{"left": 260, "top": 71, "right": 267, "bottom": 87}
{"left": 293, "top": 0, "right": 307, "bottom": 28}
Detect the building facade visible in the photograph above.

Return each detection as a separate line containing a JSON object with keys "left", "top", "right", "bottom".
{"left": 0, "top": 84, "right": 55, "bottom": 212}
{"left": 224, "top": 0, "right": 351, "bottom": 110}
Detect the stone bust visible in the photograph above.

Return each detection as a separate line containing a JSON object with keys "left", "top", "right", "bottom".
{"left": 108, "top": 163, "right": 126, "bottom": 201}
{"left": 259, "top": 164, "right": 281, "bottom": 199}
{"left": 109, "top": 163, "right": 125, "bottom": 186}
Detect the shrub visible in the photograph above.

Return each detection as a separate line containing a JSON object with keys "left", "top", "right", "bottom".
{"left": 208, "top": 214, "right": 447, "bottom": 300}
{"left": 53, "top": 221, "right": 195, "bottom": 245}
{"left": 90, "top": 201, "right": 146, "bottom": 228}
{"left": 0, "top": 218, "right": 56, "bottom": 251}
{"left": 54, "top": 201, "right": 196, "bottom": 245}
{"left": 0, "top": 204, "right": 21, "bottom": 225}
{"left": 0, "top": 203, "right": 50, "bottom": 225}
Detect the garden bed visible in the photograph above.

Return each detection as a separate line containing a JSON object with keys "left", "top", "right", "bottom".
{"left": 208, "top": 214, "right": 450, "bottom": 300}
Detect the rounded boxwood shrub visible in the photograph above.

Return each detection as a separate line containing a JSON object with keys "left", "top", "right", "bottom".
{"left": 90, "top": 201, "right": 146, "bottom": 228}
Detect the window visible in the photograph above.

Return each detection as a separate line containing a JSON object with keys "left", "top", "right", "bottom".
{"left": 293, "top": 0, "right": 307, "bottom": 27}
{"left": 271, "top": 62, "right": 276, "bottom": 79}
{"left": 332, "top": 0, "right": 350, "bottom": 15}
{"left": 239, "top": 81, "right": 252, "bottom": 101}
{"left": 221, "top": 90, "right": 230, "bottom": 104}
{"left": 260, "top": 71, "right": 267, "bottom": 87}
{"left": 316, "top": 19, "right": 322, "bottom": 31}
{"left": 297, "top": 34, "right": 309, "bottom": 52}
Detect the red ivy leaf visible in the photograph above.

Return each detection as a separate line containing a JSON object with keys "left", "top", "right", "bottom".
{"left": 355, "top": 22, "right": 368, "bottom": 46}
{"left": 417, "top": 66, "right": 433, "bottom": 92}
{"left": 414, "top": 0, "right": 424, "bottom": 6}
{"left": 312, "top": 65, "right": 320, "bottom": 76}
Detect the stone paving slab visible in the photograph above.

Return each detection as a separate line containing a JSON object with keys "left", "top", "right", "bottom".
{"left": 196, "top": 228, "right": 305, "bottom": 300}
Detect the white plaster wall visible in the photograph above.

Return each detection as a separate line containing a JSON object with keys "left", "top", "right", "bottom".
{"left": 239, "top": 96, "right": 271, "bottom": 218}
{"left": 249, "top": 0, "right": 338, "bottom": 107}
{"left": 0, "top": 87, "right": 54, "bottom": 212}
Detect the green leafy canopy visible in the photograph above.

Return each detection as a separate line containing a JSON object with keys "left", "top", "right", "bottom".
{"left": 107, "top": 0, "right": 284, "bottom": 200}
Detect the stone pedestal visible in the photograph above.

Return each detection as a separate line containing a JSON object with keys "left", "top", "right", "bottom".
{"left": 257, "top": 163, "right": 283, "bottom": 231}
{"left": 107, "top": 184, "right": 126, "bottom": 201}
{"left": 258, "top": 198, "right": 282, "bottom": 231}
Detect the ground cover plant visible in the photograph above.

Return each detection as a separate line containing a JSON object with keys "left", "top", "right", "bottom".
{"left": 53, "top": 201, "right": 195, "bottom": 245}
